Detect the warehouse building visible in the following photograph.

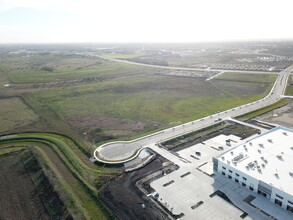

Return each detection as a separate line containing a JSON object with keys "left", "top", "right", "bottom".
{"left": 213, "top": 127, "right": 293, "bottom": 213}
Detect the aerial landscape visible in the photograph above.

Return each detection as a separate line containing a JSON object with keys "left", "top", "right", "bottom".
{"left": 1, "top": 0, "right": 293, "bottom": 220}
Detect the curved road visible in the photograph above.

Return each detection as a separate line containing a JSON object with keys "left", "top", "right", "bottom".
{"left": 94, "top": 65, "right": 293, "bottom": 164}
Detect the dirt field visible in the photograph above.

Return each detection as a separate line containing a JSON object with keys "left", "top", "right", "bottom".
{"left": 0, "top": 151, "right": 51, "bottom": 220}
{"left": 99, "top": 156, "right": 173, "bottom": 220}
{"left": 260, "top": 100, "right": 293, "bottom": 128}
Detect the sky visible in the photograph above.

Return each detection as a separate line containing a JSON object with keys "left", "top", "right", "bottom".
{"left": 0, "top": 0, "right": 293, "bottom": 43}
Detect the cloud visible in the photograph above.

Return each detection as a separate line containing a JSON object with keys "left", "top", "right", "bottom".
{"left": 1, "top": 0, "right": 293, "bottom": 43}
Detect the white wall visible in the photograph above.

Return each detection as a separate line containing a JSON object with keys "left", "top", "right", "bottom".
{"left": 217, "top": 159, "right": 259, "bottom": 193}
{"left": 216, "top": 159, "right": 293, "bottom": 213}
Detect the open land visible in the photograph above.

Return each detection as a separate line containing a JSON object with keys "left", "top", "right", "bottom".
{"left": 0, "top": 42, "right": 293, "bottom": 219}
{"left": 0, "top": 97, "right": 38, "bottom": 132}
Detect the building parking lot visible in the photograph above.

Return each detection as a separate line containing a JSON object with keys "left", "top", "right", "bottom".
{"left": 150, "top": 134, "right": 293, "bottom": 220}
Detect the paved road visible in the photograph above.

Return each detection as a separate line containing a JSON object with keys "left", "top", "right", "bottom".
{"left": 98, "top": 56, "right": 277, "bottom": 75}
{"left": 94, "top": 65, "right": 293, "bottom": 164}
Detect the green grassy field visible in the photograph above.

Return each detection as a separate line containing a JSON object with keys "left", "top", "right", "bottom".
{"left": 0, "top": 97, "right": 38, "bottom": 132}
{"left": 8, "top": 62, "right": 151, "bottom": 83}
{"left": 237, "top": 99, "right": 290, "bottom": 119}
{"left": 216, "top": 72, "right": 277, "bottom": 83}
{"left": 0, "top": 53, "right": 152, "bottom": 83}
{"left": 99, "top": 52, "right": 147, "bottom": 59}
{"left": 23, "top": 71, "right": 276, "bottom": 143}
{"left": 285, "top": 75, "right": 293, "bottom": 95}
{"left": 0, "top": 53, "right": 278, "bottom": 146}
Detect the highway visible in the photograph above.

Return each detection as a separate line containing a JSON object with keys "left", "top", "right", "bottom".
{"left": 94, "top": 65, "right": 293, "bottom": 164}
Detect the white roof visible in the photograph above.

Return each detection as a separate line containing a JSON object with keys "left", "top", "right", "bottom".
{"left": 217, "top": 127, "right": 293, "bottom": 196}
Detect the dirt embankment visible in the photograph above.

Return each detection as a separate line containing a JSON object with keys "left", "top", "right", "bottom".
{"left": 0, "top": 149, "right": 72, "bottom": 220}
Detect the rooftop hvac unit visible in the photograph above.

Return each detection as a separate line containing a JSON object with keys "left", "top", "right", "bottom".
{"left": 259, "top": 144, "right": 264, "bottom": 148}
{"left": 276, "top": 155, "right": 283, "bottom": 160}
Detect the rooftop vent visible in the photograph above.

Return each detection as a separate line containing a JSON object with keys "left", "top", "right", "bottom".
{"left": 232, "top": 153, "right": 247, "bottom": 164}
{"left": 277, "top": 155, "right": 283, "bottom": 160}
{"left": 283, "top": 132, "right": 288, "bottom": 136}
{"left": 258, "top": 149, "right": 262, "bottom": 154}
{"left": 221, "top": 156, "right": 225, "bottom": 160}
{"left": 249, "top": 142, "right": 252, "bottom": 146}
{"left": 290, "top": 172, "right": 293, "bottom": 177}
{"left": 267, "top": 139, "right": 273, "bottom": 143}
{"left": 257, "top": 166, "right": 262, "bottom": 173}
{"left": 259, "top": 144, "right": 264, "bottom": 148}
{"left": 248, "top": 162, "right": 255, "bottom": 169}
{"left": 274, "top": 173, "right": 279, "bottom": 179}
{"left": 230, "top": 151, "right": 234, "bottom": 155}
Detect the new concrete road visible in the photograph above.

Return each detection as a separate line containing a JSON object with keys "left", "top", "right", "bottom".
{"left": 94, "top": 65, "right": 293, "bottom": 164}
{"left": 97, "top": 56, "right": 277, "bottom": 75}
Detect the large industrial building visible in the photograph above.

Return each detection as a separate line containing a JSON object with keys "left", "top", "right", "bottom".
{"left": 213, "top": 126, "right": 293, "bottom": 213}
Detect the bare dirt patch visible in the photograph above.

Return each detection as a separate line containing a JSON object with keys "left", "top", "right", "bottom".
{"left": 0, "top": 151, "right": 51, "bottom": 220}
{"left": 260, "top": 100, "right": 293, "bottom": 128}
{"left": 99, "top": 156, "right": 172, "bottom": 220}
{"left": 67, "top": 114, "right": 150, "bottom": 141}
{"left": 67, "top": 115, "right": 145, "bottom": 131}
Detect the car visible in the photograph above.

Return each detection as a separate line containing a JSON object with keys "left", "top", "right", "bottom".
{"left": 195, "top": 151, "right": 201, "bottom": 156}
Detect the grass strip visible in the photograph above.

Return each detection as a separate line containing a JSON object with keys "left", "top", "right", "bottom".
{"left": 236, "top": 99, "right": 290, "bottom": 119}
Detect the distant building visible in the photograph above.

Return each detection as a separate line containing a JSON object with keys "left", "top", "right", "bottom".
{"left": 213, "top": 127, "right": 293, "bottom": 213}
